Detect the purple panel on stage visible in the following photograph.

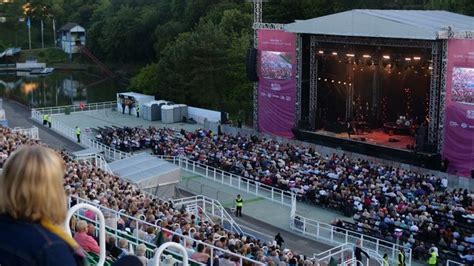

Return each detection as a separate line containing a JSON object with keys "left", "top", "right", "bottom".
{"left": 443, "top": 39, "right": 474, "bottom": 176}
{"left": 257, "top": 29, "right": 297, "bottom": 138}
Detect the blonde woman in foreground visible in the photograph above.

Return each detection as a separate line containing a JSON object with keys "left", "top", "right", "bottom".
{"left": 0, "top": 146, "right": 85, "bottom": 266}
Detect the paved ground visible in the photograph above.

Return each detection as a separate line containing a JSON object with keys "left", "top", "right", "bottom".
{"left": 3, "top": 99, "right": 83, "bottom": 152}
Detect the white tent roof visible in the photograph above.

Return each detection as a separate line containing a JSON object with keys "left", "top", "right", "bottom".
{"left": 285, "top": 9, "right": 474, "bottom": 40}
{"left": 109, "top": 153, "right": 180, "bottom": 189}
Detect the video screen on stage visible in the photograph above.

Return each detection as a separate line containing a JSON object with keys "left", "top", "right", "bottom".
{"left": 451, "top": 67, "right": 474, "bottom": 105}
{"left": 260, "top": 51, "right": 292, "bottom": 80}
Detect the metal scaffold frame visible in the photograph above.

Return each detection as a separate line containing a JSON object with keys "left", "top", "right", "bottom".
{"left": 428, "top": 41, "right": 442, "bottom": 144}
{"left": 438, "top": 39, "right": 448, "bottom": 153}
{"left": 309, "top": 36, "right": 318, "bottom": 130}
{"left": 252, "top": 0, "right": 263, "bottom": 130}
{"left": 295, "top": 34, "right": 303, "bottom": 125}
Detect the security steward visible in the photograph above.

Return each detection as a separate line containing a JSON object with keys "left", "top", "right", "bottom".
{"left": 427, "top": 248, "right": 437, "bottom": 266}
{"left": 75, "top": 126, "right": 81, "bottom": 143}
{"left": 398, "top": 248, "right": 406, "bottom": 266}
{"left": 47, "top": 115, "right": 52, "bottom": 128}
{"left": 136, "top": 105, "right": 140, "bottom": 118}
{"left": 235, "top": 194, "right": 243, "bottom": 217}
{"left": 42, "top": 114, "right": 48, "bottom": 125}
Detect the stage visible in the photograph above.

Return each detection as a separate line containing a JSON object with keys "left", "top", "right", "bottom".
{"left": 293, "top": 128, "right": 440, "bottom": 169}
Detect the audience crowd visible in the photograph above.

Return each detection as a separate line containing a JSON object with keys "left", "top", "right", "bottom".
{"left": 95, "top": 126, "right": 474, "bottom": 265}
{"left": 1, "top": 126, "right": 316, "bottom": 266}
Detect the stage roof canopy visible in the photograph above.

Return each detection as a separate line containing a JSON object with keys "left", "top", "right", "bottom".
{"left": 285, "top": 9, "right": 474, "bottom": 40}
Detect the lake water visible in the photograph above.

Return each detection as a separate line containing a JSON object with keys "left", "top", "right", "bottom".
{"left": 0, "top": 70, "right": 125, "bottom": 107}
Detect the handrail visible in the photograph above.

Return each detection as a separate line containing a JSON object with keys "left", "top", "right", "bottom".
{"left": 154, "top": 242, "right": 189, "bottom": 266}
{"left": 446, "top": 260, "right": 465, "bottom": 266}
{"left": 31, "top": 109, "right": 130, "bottom": 161}
{"left": 74, "top": 153, "right": 113, "bottom": 174}
{"left": 33, "top": 101, "right": 117, "bottom": 115}
{"left": 292, "top": 214, "right": 410, "bottom": 266}
{"left": 11, "top": 126, "right": 39, "bottom": 139}
{"left": 65, "top": 203, "right": 106, "bottom": 266}
{"left": 171, "top": 195, "right": 253, "bottom": 238}
{"left": 70, "top": 195, "right": 265, "bottom": 266}
{"left": 158, "top": 155, "right": 293, "bottom": 207}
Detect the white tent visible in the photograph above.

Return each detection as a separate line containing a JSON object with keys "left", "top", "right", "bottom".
{"left": 108, "top": 153, "right": 181, "bottom": 198}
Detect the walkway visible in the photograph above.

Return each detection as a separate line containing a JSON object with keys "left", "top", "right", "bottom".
{"left": 3, "top": 100, "right": 83, "bottom": 152}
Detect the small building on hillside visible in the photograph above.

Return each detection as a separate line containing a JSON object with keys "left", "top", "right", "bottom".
{"left": 59, "top": 23, "right": 86, "bottom": 54}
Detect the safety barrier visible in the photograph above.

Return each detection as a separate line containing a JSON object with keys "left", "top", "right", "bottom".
{"left": 70, "top": 196, "right": 265, "bottom": 266}
{"left": 171, "top": 195, "right": 255, "bottom": 239}
{"left": 11, "top": 126, "right": 39, "bottom": 139}
{"left": 312, "top": 243, "right": 383, "bottom": 266}
{"left": 157, "top": 156, "right": 293, "bottom": 207}
{"left": 446, "top": 260, "right": 466, "bottom": 266}
{"left": 74, "top": 152, "right": 113, "bottom": 174}
{"left": 33, "top": 101, "right": 116, "bottom": 115}
{"left": 31, "top": 109, "right": 130, "bottom": 161}
{"left": 154, "top": 242, "right": 189, "bottom": 266}
{"left": 290, "top": 214, "right": 410, "bottom": 266}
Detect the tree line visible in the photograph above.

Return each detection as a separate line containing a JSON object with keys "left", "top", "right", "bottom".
{"left": 1, "top": 0, "right": 473, "bottom": 121}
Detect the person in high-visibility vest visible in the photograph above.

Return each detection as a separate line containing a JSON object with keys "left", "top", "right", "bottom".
{"left": 383, "top": 253, "right": 389, "bottom": 266}
{"left": 398, "top": 248, "right": 405, "bottom": 266}
{"left": 235, "top": 194, "right": 243, "bottom": 217}
{"left": 42, "top": 114, "right": 48, "bottom": 125}
{"left": 427, "top": 248, "right": 437, "bottom": 266}
{"left": 47, "top": 115, "right": 52, "bottom": 128}
{"left": 75, "top": 126, "right": 81, "bottom": 143}
{"left": 136, "top": 105, "right": 140, "bottom": 118}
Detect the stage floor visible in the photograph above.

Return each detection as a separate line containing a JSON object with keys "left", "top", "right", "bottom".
{"left": 315, "top": 129, "right": 415, "bottom": 151}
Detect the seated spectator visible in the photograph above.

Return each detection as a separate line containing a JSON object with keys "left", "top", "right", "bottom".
{"left": 0, "top": 146, "right": 84, "bottom": 265}
{"left": 135, "top": 244, "right": 148, "bottom": 266}
{"left": 74, "top": 220, "right": 100, "bottom": 254}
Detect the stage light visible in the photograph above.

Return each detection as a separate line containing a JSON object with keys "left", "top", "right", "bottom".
{"left": 338, "top": 81, "right": 341, "bottom": 84}
{"left": 343, "top": 82, "right": 347, "bottom": 85}
{"left": 331, "top": 80, "right": 335, "bottom": 83}
{"left": 349, "top": 83, "right": 352, "bottom": 86}
{"left": 360, "top": 68, "right": 363, "bottom": 71}
{"left": 413, "top": 56, "right": 421, "bottom": 60}
{"left": 318, "top": 50, "right": 324, "bottom": 54}
{"left": 346, "top": 53, "right": 355, "bottom": 57}
{"left": 318, "top": 77, "right": 321, "bottom": 80}
{"left": 383, "top": 55, "right": 390, "bottom": 59}
{"left": 324, "top": 78, "right": 327, "bottom": 82}
{"left": 405, "top": 57, "right": 412, "bottom": 61}
{"left": 398, "top": 72, "right": 402, "bottom": 75}
{"left": 332, "top": 52, "right": 338, "bottom": 56}
{"left": 363, "top": 54, "right": 371, "bottom": 58}
{"left": 428, "top": 65, "right": 433, "bottom": 70}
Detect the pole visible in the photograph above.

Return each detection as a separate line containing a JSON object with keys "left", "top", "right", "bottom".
{"left": 53, "top": 18, "right": 56, "bottom": 47}
{"left": 28, "top": 17, "right": 32, "bottom": 50}
{"left": 41, "top": 19, "right": 44, "bottom": 49}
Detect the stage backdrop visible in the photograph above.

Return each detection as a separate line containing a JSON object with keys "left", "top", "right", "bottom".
{"left": 443, "top": 39, "right": 474, "bottom": 176}
{"left": 257, "top": 29, "right": 297, "bottom": 138}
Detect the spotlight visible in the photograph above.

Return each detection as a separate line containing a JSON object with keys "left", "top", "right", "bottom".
{"left": 332, "top": 52, "right": 338, "bottom": 56}
{"left": 331, "top": 80, "right": 335, "bottom": 83}
{"left": 324, "top": 78, "right": 327, "bottom": 82}
{"left": 428, "top": 66, "right": 433, "bottom": 70}
{"left": 318, "top": 77, "right": 321, "bottom": 80}
{"left": 383, "top": 55, "right": 390, "bottom": 60}
{"left": 413, "top": 56, "right": 421, "bottom": 60}
{"left": 349, "top": 83, "right": 352, "bottom": 86}
{"left": 338, "top": 81, "right": 341, "bottom": 84}
{"left": 343, "top": 82, "right": 347, "bottom": 85}
{"left": 346, "top": 53, "right": 355, "bottom": 57}
{"left": 363, "top": 54, "right": 371, "bottom": 58}
{"left": 318, "top": 50, "right": 324, "bottom": 54}
{"left": 405, "top": 57, "right": 412, "bottom": 61}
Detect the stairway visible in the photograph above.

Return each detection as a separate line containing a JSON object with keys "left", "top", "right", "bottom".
{"left": 78, "top": 45, "right": 115, "bottom": 77}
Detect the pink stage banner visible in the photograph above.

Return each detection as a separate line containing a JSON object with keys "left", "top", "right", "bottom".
{"left": 442, "top": 39, "right": 474, "bottom": 176}
{"left": 257, "top": 29, "right": 297, "bottom": 138}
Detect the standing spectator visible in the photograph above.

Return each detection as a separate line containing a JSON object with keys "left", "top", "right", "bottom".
{"left": 354, "top": 240, "right": 370, "bottom": 265}
{"left": 235, "top": 194, "right": 243, "bottom": 217}
{"left": 275, "top": 232, "right": 285, "bottom": 248}
{"left": 0, "top": 146, "right": 84, "bottom": 265}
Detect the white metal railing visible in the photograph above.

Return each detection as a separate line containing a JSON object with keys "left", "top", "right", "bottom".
{"left": 171, "top": 195, "right": 254, "bottom": 239}
{"left": 12, "top": 126, "right": 39, "bottom": 139}
{"left": 154, "top": 242, "right": 189, "bottom": 266}
{"left": 446, "top": 260, "right": 466, "bottom": 266}
{"left": 157, "top": 156, "right": 294, "bottom": 207}
{"left": 291, "top": 214, "right": 411, "bottom": 266}
{"left": 74, "top": 152, "right": 113, "bottom": 174}
{"left": 313, "top": 243, "right": 383, "bottom": 266}
{"left": 72, "top": 203, "right": 205, "bottom": 266}
{"left": 33, "top": 101, "right": 116, "bottom": 115}
{"left": 70, "top": 196, "right": 265, "bottom": 266}
{"left": 31, "top": 109, "right": 130, "bottom": 161}
{"left": 65, "top": 203, "right": 106, "bottom": 266}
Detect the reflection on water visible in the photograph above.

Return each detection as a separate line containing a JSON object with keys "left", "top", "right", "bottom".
{"left": 0, "top": 70, "right": 124, "bottom": 107}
